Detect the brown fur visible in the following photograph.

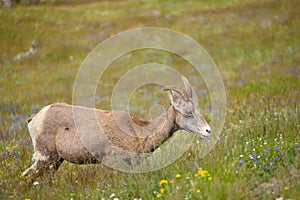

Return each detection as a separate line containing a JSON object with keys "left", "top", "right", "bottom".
{"left": 21, "top": 77, "right": 210, "bottom": 184}
{"left": 130, "top": 114, "right": 150, "bottom": 127}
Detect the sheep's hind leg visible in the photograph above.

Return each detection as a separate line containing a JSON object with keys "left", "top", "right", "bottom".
{"left": 21, "top": 151, "right": 64, "bottom": 185}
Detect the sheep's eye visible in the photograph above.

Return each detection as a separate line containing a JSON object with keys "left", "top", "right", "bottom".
{"left": 184, "top": 111, "right": 193, "bottom": 117}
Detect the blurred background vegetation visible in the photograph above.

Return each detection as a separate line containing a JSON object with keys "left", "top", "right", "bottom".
{"left": 0, "top": 0, "right": 299, "bottom": 199}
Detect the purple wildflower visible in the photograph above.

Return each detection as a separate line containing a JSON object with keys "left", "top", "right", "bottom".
{"left": 24, "top": 139, "right": 30, "bottom": 145}
{"left": 275, "top": 156, "right": 279, "bottom": 161}
{"left": 68, "top": 185, "right": 74, "bottom": 191}
{"left": 265, "top": 148, "right": 270, "bottom": 153}
{"left": 296, "top": 144, "right": 300, "bottom": 151}
{"left": 269, "top": 162, "right": 273, "bottom": 166}
{"left": 239, "top": 160, "right": 244, "bottom": 165}
{"left": 201, "top": 91, "right": 206, "bottom": 97}
{"left": 265, "top": 166, "right": 270, "bottom": 171}
{"left": 82, "top": 188, "right": 87, "bottom": 193}
{"left": 274, "top": 146, "right": 280, "bottom": 151}
{"left": 251, "top": 154, "right": 257, "bottom": 159}
{"left": 15, "top": 153, "right": 20, "bottom": 162}
{"left": 7, "top": 166, "right": 11, "bottom": 172}
{"left": 237, "top": 79, "right": 246, "bottom": 85}
{"left": 2, "top": 153, "right": 7, "bottom": 160}
{"left": 277, "top": 146, "right": 281, "bottom": 150}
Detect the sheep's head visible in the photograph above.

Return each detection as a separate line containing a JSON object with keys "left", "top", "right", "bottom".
{"left": 164, "top": 77, "right": 211, "bottom": 138}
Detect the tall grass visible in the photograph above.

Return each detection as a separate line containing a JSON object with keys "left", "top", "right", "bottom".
{"left": 0, "top": 0, "right": 299, "bottom": 199}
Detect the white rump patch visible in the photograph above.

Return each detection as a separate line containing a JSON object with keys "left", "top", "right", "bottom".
{"left": 28, "top": 105, "right": 51, "bottom": 154}
{"left": 28, "top": 105, "right": 51, "bottom": 141}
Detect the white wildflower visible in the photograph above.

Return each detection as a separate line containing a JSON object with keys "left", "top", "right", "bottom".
{"left": 33, "top": 181, "right": 39, "bottom": 186}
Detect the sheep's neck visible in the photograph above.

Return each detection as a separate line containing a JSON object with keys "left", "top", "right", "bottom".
{"left": 141, "top": 105, "right": 179, "bottom": 152}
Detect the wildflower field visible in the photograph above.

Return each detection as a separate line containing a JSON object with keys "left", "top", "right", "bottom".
{"left": 0, "top": 0, "right": 299, "bottom": 199}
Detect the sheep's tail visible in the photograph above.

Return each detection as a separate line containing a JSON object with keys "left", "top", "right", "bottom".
{"left": 27, "top": 113, "right": 36, "bottom": 123}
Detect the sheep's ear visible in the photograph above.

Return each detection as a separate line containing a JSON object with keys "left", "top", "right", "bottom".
{"left": 167, "top": 91, "right": 174, "bottom": 105}
{"left": 182, "top": 76, "right": 192, "bottom": 98}
{"left": 167, "top": 90, "right": 184, "bottom": 111}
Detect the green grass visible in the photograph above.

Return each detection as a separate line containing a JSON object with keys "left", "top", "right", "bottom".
{"left": 0, "top": 0, "right": 299, "bottom": 199}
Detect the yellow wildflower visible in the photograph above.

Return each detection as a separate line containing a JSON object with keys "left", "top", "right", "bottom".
{"left": 156, "top": 193, "right": 162, "bottom": 198}
{"left": 175, "top": 174, "right": 181, "bottom": 179}
{"left": 208, "top": 177, "right": 212, "bottom": 181}
{"left": 194, "top": 173, "right": 199, "bottom": 178}
{"left": 284, "top": 186, "right": 289, "bottom": 191}
{"left": 169, "top": 180, "right": 174, "bottom": 184}
{"left": 25, "top": 198, "right": 31, "bottom": 200}
{"left": 196, "top": 189, "right": 201, "bottom": 193}
{"left": 159, "top": 179, "right": 168, "bottom": 186}
{"left": 198, "top": 169, "right": 208, "bottom": 177}
{"left": 70, "top": 193, "right": 75, "bottom": 196}
{"left": 160, "top": 188, "right": 166, "bottom": 193}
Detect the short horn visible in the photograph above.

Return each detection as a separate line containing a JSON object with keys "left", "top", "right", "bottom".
{"left": 181, "top": 76, "right": 192, "bottom": 98}
{"left": 163, "top": 86, "right": 189, "bottom": 101}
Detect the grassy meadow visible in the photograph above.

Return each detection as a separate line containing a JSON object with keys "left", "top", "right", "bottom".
{"left": 0, "top": 0, "right": 299, "bottom": 199}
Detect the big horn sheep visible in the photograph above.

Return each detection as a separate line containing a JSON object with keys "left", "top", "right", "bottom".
{"left": 21, "top": 76, "right": 211, "bottom": 183}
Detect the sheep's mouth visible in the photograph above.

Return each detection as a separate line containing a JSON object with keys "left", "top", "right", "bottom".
{"left": 199, "top": 133, "right": 210, "bottom": 139}
{"left": 190, "top": 130, "right": 209, "bottom": 139}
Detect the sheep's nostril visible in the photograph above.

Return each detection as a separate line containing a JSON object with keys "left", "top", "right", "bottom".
{"left": 201, "top": 125, "right": 211, "bottom": 136}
